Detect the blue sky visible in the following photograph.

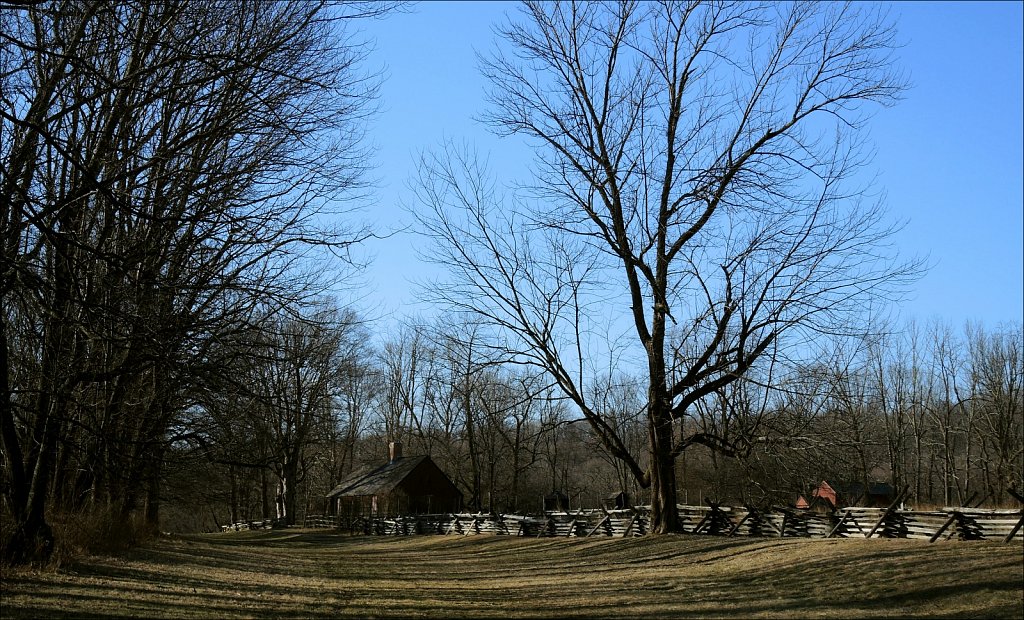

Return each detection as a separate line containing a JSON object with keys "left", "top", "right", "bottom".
{"left": 351, "top": 1, "right": 1024, "bottom": 334}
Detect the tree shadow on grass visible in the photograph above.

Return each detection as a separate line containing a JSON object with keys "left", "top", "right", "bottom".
{"left": 4, "top": 532, "right": 1021, "bottom": 619}
{"left": 699, "top": 545, "right": 1024, "bottom": 619}
{"left": 3, "top": 560, "right": 359, "bottom": 619}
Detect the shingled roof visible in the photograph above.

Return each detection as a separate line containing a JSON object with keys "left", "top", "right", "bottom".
{"left": 326, "top": 455, "right": 429, "bottom": 499}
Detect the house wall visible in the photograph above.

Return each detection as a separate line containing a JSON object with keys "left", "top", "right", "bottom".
{"left": 331, "top": 459, "right": 463, "bottom": 517}
{"left": 335, "top": 492, "right": 413, "bottom": 517}
{"left": 397, "top": 460, "right": 462, "bottom": 514}
{"left": 335, "top": 495, "right": 374, "bottom": 518}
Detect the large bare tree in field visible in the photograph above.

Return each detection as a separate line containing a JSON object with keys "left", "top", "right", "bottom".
{"left": 1, "top": 0, "right": 391, "bottom": 562}
{"left": 415, "top": 1, "right": 918, "bottom": 532}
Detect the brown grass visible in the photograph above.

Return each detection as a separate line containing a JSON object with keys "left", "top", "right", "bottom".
{"left": 2, "top": 530, "right": 1022, "bottom": 618}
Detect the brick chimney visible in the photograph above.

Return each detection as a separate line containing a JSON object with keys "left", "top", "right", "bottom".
{"left": 389, "top": 441, "right": 402, "bottom": 463}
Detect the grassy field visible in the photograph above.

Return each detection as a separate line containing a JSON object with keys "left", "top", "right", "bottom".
{"left": 2, "top": 530, "right": 1022, "bottom": 618}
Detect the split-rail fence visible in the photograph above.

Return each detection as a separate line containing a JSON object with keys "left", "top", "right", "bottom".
{"left": 287, "top": 503, "right": 1022, "bottom": 543}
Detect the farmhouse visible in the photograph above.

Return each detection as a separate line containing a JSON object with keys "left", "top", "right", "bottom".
{"left": 326, "top": 443, "right": 462, "bottom": 518}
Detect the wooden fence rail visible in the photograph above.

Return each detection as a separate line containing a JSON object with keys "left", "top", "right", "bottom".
{"left": 219, "top": 519, "right": 277, "bottom": 532}
{"left": 289, "top": 504, "right": 1022, "bottom": 543}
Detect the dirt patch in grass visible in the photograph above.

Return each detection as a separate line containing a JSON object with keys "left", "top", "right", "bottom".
{"left": 2, "top": 531, "right": 1022, "bottom": 618}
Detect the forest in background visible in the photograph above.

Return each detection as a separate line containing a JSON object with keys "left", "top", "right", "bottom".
{"left": 160, "top": 315, "right": 1022, "bottom": 533}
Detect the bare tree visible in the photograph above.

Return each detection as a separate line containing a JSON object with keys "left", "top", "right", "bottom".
{"left": 323, "top": 320, "right": 378, "bottom": 490}
{"left": 1, "top": 0, "right": 390, "bottom": 561}
{"left": 967, "top": 323, "right": 1024, "bottom": 503}
{"left": 926, "top": 321, "right": 973, "bottom": 506}
{"left": 869, "top": 326, "right": 910, "bottom": 500}
{"left": 587, "top": 373, "right": 648, "bottom": 499}
{"left": 899, "top": 320, "right": 933, "bottom": 504}
{"left": 415, "top": 1, "right": 917, "bottom": 531}
{"left": 194, "top": 304, "right": 364, "bottom": 526}
{"left": 472, "top": 368, "right": 548, "bottom": 512}
{"left": 377, "top": 325, "right": 430, "bottom": 446}
{"left": 433, "top": 320, "right": 499, "bottom": 511}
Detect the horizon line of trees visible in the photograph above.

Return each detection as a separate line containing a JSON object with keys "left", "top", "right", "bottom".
{"left": 164, "top": 314, "right": 1022, "bottom": 534}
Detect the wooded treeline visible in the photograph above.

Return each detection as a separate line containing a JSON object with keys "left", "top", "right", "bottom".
{"left": 164, "top": 316, "right": 1022, "bottom": 534}
{"left": 1, "top": 0, "right": 390, "bottom": 562}
{"left": 2, "top": 0, "right": 1021, "bottom": 565}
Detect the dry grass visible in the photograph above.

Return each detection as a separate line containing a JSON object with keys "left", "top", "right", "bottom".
{"left": 2, "top": 530, "right": 1022, "bottom": 618}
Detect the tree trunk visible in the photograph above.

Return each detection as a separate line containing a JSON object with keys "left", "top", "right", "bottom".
{"left": 229, "top": 466, "right": 239, "bottom": 525}
{"left": 5, "top": 317, "right": 72, "bottom": 563}
{"left": 7, "top": 400, "right": 62, "bottom": 563}
{"left": 464, "top": 385, "right": 482, "bottom": 512}
{"left": 510, "top": 448, "right": 521, "bottom": 513}
{"left": 0, "top": 311, "right": 39, "bottom": 563}
{"left": 275, "top": 475, "right": 287, "bottom": 523}
{"left": 648, "top": 414, "right": 679, "bottom": 533}
{"left": 144, "top": 448, "right": 163, "bottom": 534}
{"left": 261, "top": 468, "right": 271, "bottom": 521}
{"left": 279, "top": 459, "right": 299, "bottom": 525}
{"left": 144, "top": 476, "right": 161, "bottom": 533}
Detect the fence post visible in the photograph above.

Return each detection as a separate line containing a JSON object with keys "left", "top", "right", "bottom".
{"left": 587, "top": 514, "right": 611, "bottom": 538}
{"left": 929, "top": 511, "right": 959, "bottom": 543}
{"left": 1003, "top": 489, "right": 1024, "bottom": 543}
{"left": 827, "top": 510, "right": 852, "bottom": 538}
{"left": 866, "top": 487, "right": 908, "bottom": 539}
{"left": 727, "top": 508, "right": 752, "bottom": 537}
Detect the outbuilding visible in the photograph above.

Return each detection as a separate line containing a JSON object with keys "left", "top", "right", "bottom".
{"left": 603, "top": 491, "right": 632, "bottom": 510}
{"left": 808, "top": 480, "right": 895, "bottom": 512}
{"left": 326, "top": 443, "right": 463, "bottom": 518}
{"left": 543, "top": 490, "right": 570, "bottom": 512}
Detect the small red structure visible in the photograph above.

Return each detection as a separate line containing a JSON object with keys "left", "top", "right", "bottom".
{"left": 807, "top": 480, "right": 895, "bottom": 512}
